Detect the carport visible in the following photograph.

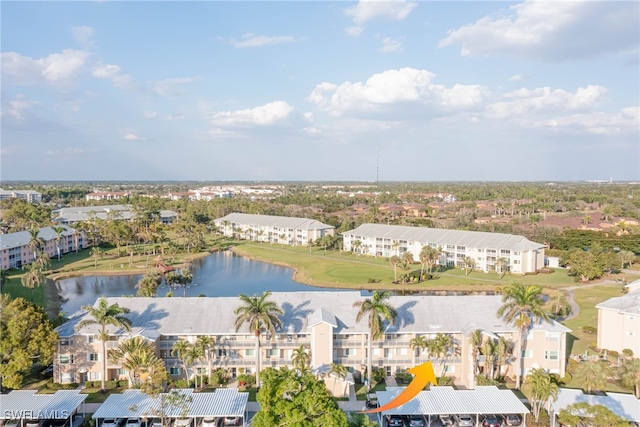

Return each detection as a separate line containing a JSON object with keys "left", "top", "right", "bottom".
{"left": 92, "top": 389, "right": 248, "bottom": 427}
{"left": 375, "top": 385, "right": 529, "bottom": 426}
{"left": 0, "top": 390, "right": 88, "bottom": 427}
{"left": 551, "top": 388, "right": 640, "bottom": 427}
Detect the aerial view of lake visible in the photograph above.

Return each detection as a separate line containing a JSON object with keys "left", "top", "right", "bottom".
{"left": 55, "top": 251, "right": 354, "bottom": 315}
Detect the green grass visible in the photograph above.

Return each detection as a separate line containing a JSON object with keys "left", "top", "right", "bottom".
{"left": 80, "top": 386, "right": 127, "bottom": 403}
{"left": 355, "top": 382, "right": 386, "bottom": 401}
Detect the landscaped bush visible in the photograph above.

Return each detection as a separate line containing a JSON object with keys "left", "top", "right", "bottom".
{"left": 47, "top": 381, "right": 79, "bottom": 390}
{"left": 173, "top": 379, "right": 190, "bottom": 388}
{"left": 371, "top": 367, "right": 385, "bottom": 384}
{"left": 85, "top": 381, "right": 95, "bottom": 388}
{"left": 367, "top": 278, "right": 381, "bottom": 283}
{"left": 237, "top": 373, "right": 256, "bottom": 387}
{"left": 582, "top": 325, "right": 597, "bottom": 334}
{"left": 210, "top": 368, "right": 229, "bottom": 387}
{"left": 117, "top": 380, "right": 128, "bottom": 387}
{"left": 437, "top": 376, "right": 453, "bottom": 386}
{"left": 538, "top": 267, "right": 555, "bottom": 274}
{"left": 623, "top": 348, "right": 634, "bottom": 357}
{"left": 106, "top": 380, "right": 118, "bottom": 389}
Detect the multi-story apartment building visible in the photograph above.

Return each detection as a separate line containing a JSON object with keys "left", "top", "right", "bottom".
{"left": 214, "top": 213, "right": 335, "bottom": 246}
{"left": 52, "top": 205, "right": 178, "bottom": 225}
{"left": 0, "top": 225, "right": 86, "bottom": 270}
{"left": 596, "top": 279, "right": 640, "bottom": 356}
{"left": 54, "top": 292, "right": 569, "bottom": 388}
{"left": 85, "top": 191, "right": 130, "bottom": 201}
{"left": 343, "top": 224, "right": 545, "bottom": 274}
{"left": 0, "top": 188, "right": 43, "bottom": 203}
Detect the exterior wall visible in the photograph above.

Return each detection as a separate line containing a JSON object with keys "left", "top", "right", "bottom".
{"left": 521, "top": 331, "right": 567, "bottom": 377}
{"left": 598, "top": 309, "right": 640, "bottom": 355}
{"left": 343, "top": 232, "right": 544, "bottom": 274}
{"left": 215, "top": 220, "right": 334, "bottom": 246}
{"left": 310, "top": 323, "right": 333, "bottom": 367}
{"left": 0, "top": 231, "right": 86, "bottom": 270}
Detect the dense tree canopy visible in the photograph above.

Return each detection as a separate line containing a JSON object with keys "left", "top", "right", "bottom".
{"left": 252, "top": 367, "right": 348, "bottom": 427}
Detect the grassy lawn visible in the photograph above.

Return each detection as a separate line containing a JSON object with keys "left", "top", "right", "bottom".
{"left": 355, "top": 382, "right": 386, "bottom": 401}
{"left": 231, "top": 242, "right": 579, "bottom": 291}
{"left": 81, "top": 386, "right": 127, "bottom": 403}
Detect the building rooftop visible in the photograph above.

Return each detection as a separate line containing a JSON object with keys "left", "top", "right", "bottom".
{"left": 52, "top": 205, "right": 177, "bottom": 223}
{"left": 552, "top": 388, "right": 640, "bottom": 422}
{"left": 216, "top": 213, "right": 334, "bottom": 230}
{"left": 595, "top": 282, "right": 640, "bottom": 316}
{"left": 58, "top": 291, "right": 570, "bottom": 338}
{"left": 343, "top": 223, "right": 545, "bottom": 251}
{"left": 0, "top": 225, "right": 77, "bottom": 251}
{"left": 0, "top": 390, "right": 87, "bottom": 419}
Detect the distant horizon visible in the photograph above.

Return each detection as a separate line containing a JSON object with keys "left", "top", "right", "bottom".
{"left": 2, "top": 1, "right": 638, "bottom": 181}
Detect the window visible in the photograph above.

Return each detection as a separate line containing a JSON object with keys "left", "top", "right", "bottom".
{"left": 344, "top": 348, "right": 356, "bottom": 357}
{"left": 218, "top": 349, "right": 228, "bottom": 357}
{"left": 87, "top": 336, "right": 95, "bottom": 343}
{"left": 269, "top": 349, "right": 279, "bottom": 358}
{"left": 373, "top": 348, "right": 381, "bottom": 356}
{"left": 513, "top": 251, "right": 520, "bottom": 256}
{"left": 626, "top": 331, "right": 635, "bottom": 336}
{"left": 545, "top": 351, "right": 559, "bottom": 360}
{"left": 444, "top": 365, "right": 455, "bottom": 373}
{"left": 628, "top": 315, "right": 636, "bottom": 320}
{"left": 88, "top": 371, "right": 101, "bottom": 380}
{"left": 169, "top": 367, "right": 180, "bottom": 375}
{"left": 398, "top": 348, "right": 408, "bottom": 356}
{"left": 59, "top": 354, "right": 74, "bottom": 364}
{"left": 87, "top": 353, "right": 99, "bottom": 361}
{"left": 513, "top": 259, "right": 520, "bottom": 264}
{"left": 521, "top": 350, "right": 533, "bottom": 359}
{"left": 245, "top": 349, "right": 255, "bottom": 357}
{"left": 59, "top": 338, "right": 71, "bottom": 346}
{"left": 196, "top": 367, "right": 207, "bottom": 374}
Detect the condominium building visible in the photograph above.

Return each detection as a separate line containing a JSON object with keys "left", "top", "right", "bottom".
{"left": 214, "top": 213, "right": 335, "bottom": 246}
{"left": 596, "top": 279, "right": 640, "bottom": 356}
{"left": 52, "top": 205, "right": 178, "bottom": 225}
{"left": 0, "top": 225, "right": 86, "bottom": 270}
{"left": 54, "top": 292, "right": 569, "bottom": 388}
{"left": 343, "top": 224, "right": 545, "bottom": 274}
{"left": 0, "top": 188, "right": 42, "bottom": 203}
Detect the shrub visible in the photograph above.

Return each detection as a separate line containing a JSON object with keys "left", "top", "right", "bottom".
{"left": 367, "top": 278, "right": 381, "bottom": 283}
{"left": 237, "top": 373, "right": 256, "bottom": 386}
{"left": 582, "top": 325, "right": 597, "bottom": 334}
{"left": 173, "top": 379, "right": 190, "bottom": 388}
{"left": 106, "top": 380, "right": 118, "bottom": 389}
{"left": 437, "top": 376, "right": 454, "bottom": 386}
{"left": 538, "top": 267, "right": 555, "bottom": 274}
{"left": 85, "top": 381, "right": 95, "bottom": 388}
{"left": 118, "top": 379, "right": 128, "bottom": 388}
{"left": 623, "top": 348, "right": 634, "bottom": 357}
{"left": 371, "top": 367, "right": 385, "bottom": 384}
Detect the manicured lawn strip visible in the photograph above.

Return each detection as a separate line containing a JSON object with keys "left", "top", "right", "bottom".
{"left": 355, "top": 382, "right": 386, "bottom": 401}
{"left": 81, "top": 386, "right": 128, "bottom": 403}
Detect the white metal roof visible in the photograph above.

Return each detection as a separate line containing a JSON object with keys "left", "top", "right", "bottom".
{"left": 52, "top": 205, "right": 177, "bottom": 223}
{"left": 92, "top": 389, "right": 248, "bottom": 419}
{"left": 215, "top": 213, "right": 334, "bottom": 231}
{"left": 375, "top": 386, "right": 529, "bottom": 416}
{"left": 0, "top": 225, "right": 78, "bottom": 251}
{"left": 595, "top": 286, "right": 640, "bottom": 316}
{"left": 0, "top": 390, "right": 87, "bottom": 419}
{"left": 552, "top": 388, "right": 640, "bottom": 422}
{"left": 343, "top": 223, "right": 544, "bottom": 252}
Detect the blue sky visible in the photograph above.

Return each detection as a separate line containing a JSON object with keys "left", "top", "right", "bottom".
{"left": 1, "top": 0, "right": 638, "bottom": 182}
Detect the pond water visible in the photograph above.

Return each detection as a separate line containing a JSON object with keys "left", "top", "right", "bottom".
{"left": 55, "top": 251, "right": 350, "bottom": 315}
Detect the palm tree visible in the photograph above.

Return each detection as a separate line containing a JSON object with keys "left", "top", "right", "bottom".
{"left": 419, "top": 246, "right": 441, "bottom": 279}
{"left": 575, "top": 360, "right": 609, "bottom": 394}
{"left": 27, "top": 228, "right": 44, "bottom": 261}
{"left": 75, "top": 297, "right": 132, "bottom": 392}
{"left": 401, "top": 252, "right": 415, "bottom": 282}
{"left": 353, "top": 290, "right": 398, "bottom": 390}
{"left": 352, "top": 240, "right": 362, "bottom": 256}
{"left": 109, "top": 336, "right": 162, "bottom": 388}
{"left": 52, "top": 225, "right": 66, "bottom": 262}
{"left": 33, "top": 251, "right": 51, "bottom": 272}
{"left": 90, "top": 247, "right": 103, "bottom": 269}
{"left": 21, "top": 263, "right": 46, "bottom": 301}
{"left": 428, "top": 333, "right": 453, "bottom": 377}
{"left": 526, "top": 368, "right": 559, "bottom": 422}
{"left": 195, "top": 336, "right": 215, "bottom": 381}
{"left": 291, "top": 345, "right": 310, "bottom": 372}
{"left": 329, "top": 363, "right": 348, "bottom": 395}
{"left": 619, "top": 358, "right": 640, "bottom": 398}
{"left": 388, "top": 255, "right": 401, "bottom": 283}
{"left": 496, "top": 257, "right": 509, "bottom": 279}
{"left": 468, "top": 329, "right": 483, "bottom": 375}
{"left": 463, "top": 256, "right": 476, "bottom": 275}
{"left": 497, "top": 283, "right": 550, "bottom": 389}
{"left": 0, "top": 268, "right": 8, "bottom": 293}
{"left": 410, "top": 335, "right": 429, "bottom": 365}
{"left": 494, "top": 336, "right": 513, "bottom": 380}
{"left": 186, "top": 343, "right": 205, "bottom": 389}
{"left": 481, "top": 338, "right": 496, "bottom": 379}
{"left": 233, "top": 291, "right": 283, "bottom": 389}
{"left": 171, "top": 339, "right": 193, "bottom": 382}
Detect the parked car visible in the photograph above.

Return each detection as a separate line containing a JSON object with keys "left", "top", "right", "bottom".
{"left": 200, "top": 418, "right": 218, "bottom": 427}
{"left": 482, "top": 414, "right": 501, "bottom": 427}
{"left": 46, "top": 420, "right": 69, "bottom": 427}
{"left": 173, "top": 419, "right": 191, "bottom": 427}
{"left": 25, "top": 421, "right": 44, "bottom": 427}
{"left": 502, "top": 414, "right": 521, "bottom": 426}
{"left": 406, "top": 415, "right": 425, "bottom": 426}
{"left": 455, "top": 414, "right": 475, "bottom": 427}
{"left": 5, "top": 420, "right": 20, "bottom": 427}
{"left": 148, "top": 419, "right": 163, "bottom": 427}
{"left": 221, "top": 418, "right": 240, "bottom": 427}
{"left": 125, "top": 419, "right": 141, "bottom": 427}
{"left": 439, "top": 414, "right": 454, "bottom": 426}
{"left": 385, "top": 415, "right": 405, "bottom": 427}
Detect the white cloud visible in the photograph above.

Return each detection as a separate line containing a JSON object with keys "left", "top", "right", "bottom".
{"left": 1, "top": 95, "right": 37, "bottom": 122}
{"left": 439, "top": 0, "right": 639, "bottom": 61}
{"left": 528, "top": 106, "right": 639, "bottom": 135}
{"left": 154, "top": 77, "right": 202, "bottom": 96}
{"left": 485, "top": 85, "right": 608, "bottom": 119}
{"left": 379, "top": 37, "right": 403, "bottom": 53}
{"left": 124, "top": 133, "right": 146, "bottom": 141}
{"left": 345, "top": 26, "right": 364, "bottom": 37}
{"left": 229, "top": 33, "right": 296, "bottom": 48}
{"left": 211, "top": 101, "right": 294, "bottom": 127}
{"left": 143, "top": 111, "right": 158, "bottom": 119}
{"left": 507, "top": 73, "right": 526, "bottom": 82}
{"left": 1, "top": 49, "right": 91, "bottom": 85}
{"left": 71, "top": 26, "right": 95, "bottom": 48}
{"left": 344, "top": 0, "right": 417, "bottom": 25}
{"left": 92, "top": 64, "right": 134, "bottom": 88}
{"left": 307, "top": 67, "right": 486, "bottom": 116}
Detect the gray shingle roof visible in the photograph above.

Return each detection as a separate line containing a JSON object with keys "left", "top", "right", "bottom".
{"left": 0, "top": 225, "right": 77, "bottom": 251}
{"left": 215, "top": 213, "right": 334, "bottom": 230}
{"left": 343, "top": 223, "right": 544, "bottom": 251}
{"left": 57, "top": 291, "right": 569, "bottom": 338}
{"left": 595, "top": 287, "right": 640, "bottom": 315}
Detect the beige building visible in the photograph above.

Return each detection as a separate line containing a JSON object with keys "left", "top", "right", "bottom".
{"left": 214, "top": 213, "right": 335, "bottom": 246}
{"left": 596, "top": 279, "right": 640, "bottom": 356}
{"left": 55, "top": 292, "right": 569, "bottom": 388}
{"left": 0, "top": 225, "right": 86, "bottom": 270}
{"left": 343, "top": 223, "right": 545, "bottom": 274}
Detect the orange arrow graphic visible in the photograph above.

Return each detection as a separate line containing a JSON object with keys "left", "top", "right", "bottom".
{"left": 364, "top": 361, "right": 437, "bottom": 414}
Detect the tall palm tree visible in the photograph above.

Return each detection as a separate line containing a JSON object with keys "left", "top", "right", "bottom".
{"left": 619, "top": 358, "right": 640, "bottom": 398}
{"left": 291, "top": 345, "right": 310, "bottom": 372}
{"left": 468, "top": 329, "right": 483, "bottom": 375}
{"left": 497, "top": 283, "right": 550, "bottom": 389}
{"left": 353, "top": 290, "right": 397, "bottom": 390}
{"left": 496, "top": 257, "right": 509, "bottom": 279}
{"left": 428, "top": 333, "right": 453, "bottom": 377}
{"left": 75, "top": 297, "right": 132, "bottom": 392}
{"left": 21, "top": 263, "right": 46, "bottom": 301}
{"left": 494, "top": 336, "right": 513, "bottom": 380}
{"left": 195, "top": 335, "right": 215, "bottom": 380}
{"left": 388, "top": 255, "right": 401, "bottom": 283}
{"left": 186, "top": 343, "right": 205, "bottom": 389}
{"left": 171, "top": 339, "right": 193, "bottom": 382}
{"left": 27, "top": 228, "right": 44, "bottom": 261}
{"left": 52, "top": 225, "right": 66, "bottom": 262}
{"left": 481, "top": 338, "right": 496, "bottom": 379}
{"left": 0, "top": 268, "right": 8, "bottom": 293}
{"left": 575, "top": 360, "right": 609, "bottom": 394}
{"left": 109, "top": 336, "right": 163, "bottom": 388}
{"left": 409, "top": 335, "right": 428, "bottom": 365}
{"left": 526, "top": 368, "right": 559, "bottom": 422}
{"left": 329, "top": 363, "right": 348, "bottom": 395}
{"left": 463, "top": 256, "right": 476, "bottom": 275}
{"left": 90, "top": 247, "right": 103, "bottom": 269}
{"left": 234, "top": 291, "right": 283, "bottom": 389}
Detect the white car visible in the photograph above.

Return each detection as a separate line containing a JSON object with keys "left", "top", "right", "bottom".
{"left": 125, "top": 419, "right": 141, "bottom": 427}
{"left": 200, "top": 418, "right": 218, "bottom": 427}
{"left": 102, "top": 419, "right": 121, "bottom": 427}
{"left": 173, "top": 419, "right": 192, "bottom": 427}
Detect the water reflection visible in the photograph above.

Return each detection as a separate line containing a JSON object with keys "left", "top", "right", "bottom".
{"left": 56, "top": 251, "right": 345, "bottom": 315}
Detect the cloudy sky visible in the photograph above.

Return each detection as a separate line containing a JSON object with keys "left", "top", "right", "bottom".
{"left": 1, "top": 0, "right": 638, "bottom": 181}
